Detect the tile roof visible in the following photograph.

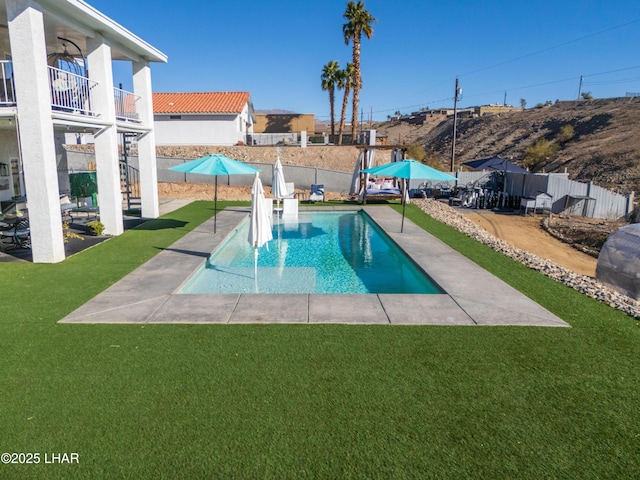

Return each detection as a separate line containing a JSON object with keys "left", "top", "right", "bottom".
{"left": 152, "top": 92, "right": 250, "bottom": 114}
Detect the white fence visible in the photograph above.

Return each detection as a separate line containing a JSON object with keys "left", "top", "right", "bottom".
{"left": 506, "top": 172, "right": 633, "bottom": 220}
{"left": 248, "top": 133, "right": 298, "bottom": 146}
{"left": 409, "top": 170, "right": 634, "bottom": 219}
{"left": 66, "top": 149, "right": 636, "bottom": 220}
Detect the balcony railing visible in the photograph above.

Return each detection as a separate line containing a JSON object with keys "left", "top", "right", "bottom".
{"left": 0, "top": 62, "right": 144, "bottom": 124}
{"left": 114, "top": 87, "right": 141, "bottom": 123}
{"left": 0, "top": 60, "right": 15, "bottom": 105}
{"left": 48, "top": 66, "right": 97, "bottom": 116}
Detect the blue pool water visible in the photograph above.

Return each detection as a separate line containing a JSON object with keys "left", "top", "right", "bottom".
{"left": 179, "top": 210, "right": 441, "bottom": 294}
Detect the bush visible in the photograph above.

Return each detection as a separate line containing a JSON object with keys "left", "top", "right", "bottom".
{"left": 557, "top": 124, "right": 575, "bottom": 143}
{"left": 86, "top": 220, "right": 105, "bottom": 236}
{"left": 405, "top": 142, "right": 426, "bottom": 162}
{"left": 524, "top": 138, "right": 558, "bottom": 170}
{"left": 62, "top": 222, "right": 84, "bottom": 243}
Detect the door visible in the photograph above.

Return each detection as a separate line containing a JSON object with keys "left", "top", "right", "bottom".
{"left": 10, "top": 157, "right": 25, "bottom": 198}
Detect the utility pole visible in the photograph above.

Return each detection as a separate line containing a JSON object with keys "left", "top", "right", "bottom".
{"left": 450, "top": 77, "right": 462, "bottom": 172}
{"left": 503, "top": 91, "right": 507, "bottom": 106}
{"left": 577, "top": 75, "right": 583, "bottom": 99}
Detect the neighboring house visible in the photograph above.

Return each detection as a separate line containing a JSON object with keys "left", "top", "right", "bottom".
{"left": 153, "top": 92, "right": 255, "bottom": 146}
{"left": 253, "top": 113, "right": 314, "bottom": 135}
{"left": 474, "top": 104, "right": 515, "bottom": 116}
{"left": 0, "top": 0, "right": 167, "bottom": 263}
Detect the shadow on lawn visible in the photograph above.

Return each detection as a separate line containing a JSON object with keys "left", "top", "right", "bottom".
{"left": 132, "top": 218, "right": 188, "bottom": 231}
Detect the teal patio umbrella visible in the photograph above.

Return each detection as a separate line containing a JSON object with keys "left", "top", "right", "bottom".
{"left": 362, "top": 159, "right": 456, "bottom": 233}
{"left": 169, "top": 154, "right": 260, "bottom": 233}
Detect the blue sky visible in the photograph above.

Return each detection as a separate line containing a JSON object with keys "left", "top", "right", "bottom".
{"left": 88, "top": 0, "right": 640, "bottom": 121}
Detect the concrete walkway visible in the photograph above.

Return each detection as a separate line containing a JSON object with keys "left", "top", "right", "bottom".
{"left": 60, "top": 205, "right": 568, "bottom": 327}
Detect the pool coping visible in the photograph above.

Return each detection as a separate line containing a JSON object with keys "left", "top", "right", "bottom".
{"left": 59, "top": 205, "right": 568, "bottom": 327}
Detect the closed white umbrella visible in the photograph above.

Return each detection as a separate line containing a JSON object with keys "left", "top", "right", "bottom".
{"left": 272, "top": 156, "right": 288, "bottom": 211}
{"left": 248, "top": 172, "right": 273, "bottom": 278}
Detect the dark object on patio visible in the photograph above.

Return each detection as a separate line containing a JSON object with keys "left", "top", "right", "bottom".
{"left": 0, "top": 217, "right": 30, "bottom": 249}
{"left": 309, "top": 184, "right": 325, "bottom": 202}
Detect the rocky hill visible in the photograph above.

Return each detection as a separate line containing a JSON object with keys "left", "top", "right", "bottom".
{"left": 376, "top": 97, "right": 640, "bottom": 194}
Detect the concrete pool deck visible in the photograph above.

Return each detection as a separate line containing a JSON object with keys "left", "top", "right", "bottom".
{"left": 60, "top": 205, "right": 568, "bottom": 327}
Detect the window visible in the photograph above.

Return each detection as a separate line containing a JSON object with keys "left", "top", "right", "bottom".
{"left": 170, "top": 115, "right": 181, "bottom": 120}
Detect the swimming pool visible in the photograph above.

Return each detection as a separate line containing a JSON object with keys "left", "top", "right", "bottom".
{"left": 179, "top": 210, "right": 442, "bottom": 295}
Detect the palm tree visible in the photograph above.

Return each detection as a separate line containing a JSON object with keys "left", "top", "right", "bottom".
{"left": 321, "top": 60, "right": 340, "bottom": 136}
{"left": 337, "top": 63, "right": 355, "bottom": 145}
{"left": 343, "top": 1, "right": 376, "bottom": 141}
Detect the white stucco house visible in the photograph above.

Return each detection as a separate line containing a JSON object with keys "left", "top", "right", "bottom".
{"left": 0, "top": 0, "right": 167, "bottom": 263}
{"left": 153, "top": 91, "right": 255, "bottom": 146}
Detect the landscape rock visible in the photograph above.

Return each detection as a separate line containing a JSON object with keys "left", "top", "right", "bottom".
{"left": 415, "top": 198, "right": 640, "bottom": 319}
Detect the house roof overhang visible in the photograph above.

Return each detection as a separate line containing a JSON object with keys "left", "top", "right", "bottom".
{"left": 0, "top": 0, "right": 167, "bottom": 63}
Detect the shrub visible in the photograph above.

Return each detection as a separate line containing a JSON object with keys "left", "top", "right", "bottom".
{"left": 405, "top": 142, "right": 426, "bottom": 162}
{"left": 524, "top": 138, "right": 559, "bottom": 170}
{"left": 62, "top": 222, "right": 84, "bottom": 243}
{"left": 86, "top": 220, "right": 105, "bottom": 236}
{"left": 557, "top": 124, "right": 575, "bottom": 143}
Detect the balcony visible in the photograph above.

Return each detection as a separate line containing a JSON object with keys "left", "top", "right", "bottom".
{"left": 48, "top": 66, "right": 97, "bottom": 115}
{"left": 114, "top": 86, "right": 141, "bottom": 123}
{"left": 0, "top": 61, "right": 143, "bottom": 124}
{"left": 0, "top": 60, "right": 15, "bottom": 105}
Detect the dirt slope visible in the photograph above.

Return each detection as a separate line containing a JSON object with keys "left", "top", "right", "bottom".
{"left": 462, "top": 211, "right": 597, "bottom": 277}
{"left": 377, "top": 97, "right": 640, "bottom": 193}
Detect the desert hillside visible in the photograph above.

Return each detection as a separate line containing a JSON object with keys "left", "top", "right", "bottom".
{"left": 376, "top": 97, "right": 640, "bottom": 193}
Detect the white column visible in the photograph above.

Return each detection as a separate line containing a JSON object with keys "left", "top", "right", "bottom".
{"left": 133, "top": 61, "right": 159, "bottom": 219}
{"left": 87, "top": 36, "right": 123, "bottom": 236}
{"left": 7, "top": 0, "right": 65, "bottom": 262}
{"left": 300, "top": 130, "right": 307, "bottom": 148}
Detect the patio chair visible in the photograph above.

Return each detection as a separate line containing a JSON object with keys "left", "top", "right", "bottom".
{"left": 284, "top": 182, "right": 295, "bottom": 199}
{"left": 0, "top": 217, "right": 30, "bottom": 250}
{"left": 309, "top": 184, "right": 325, "bottom": 202}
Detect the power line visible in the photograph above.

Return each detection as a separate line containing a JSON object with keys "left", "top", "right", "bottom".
{"left": 585, "top": 75, "right": 640, "bottom": 86}
{"left": 584, "top": 65, "right": 640, "bottom": 78}
{"left": 462, "top": 76, "right": 579, "bottom": 100}
{"left": 367, "top": 19, "right": 640, "bottom": 115}
{"left": 459, "top": 18, "right": 640, "bottom": 78}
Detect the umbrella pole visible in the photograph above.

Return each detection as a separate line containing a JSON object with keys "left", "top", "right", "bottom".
{"left": 401, "top": 178, "right": 407, "bottom": 233}
{"left": 254, "top": 247, "right": 258, "bottom": 278}
{"left": 214, "top": 175, "right": 218, "bottom": 234}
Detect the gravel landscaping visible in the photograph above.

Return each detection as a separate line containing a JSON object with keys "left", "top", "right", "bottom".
{"left": 415, "top": 198, "right": 640, "bottom": 319}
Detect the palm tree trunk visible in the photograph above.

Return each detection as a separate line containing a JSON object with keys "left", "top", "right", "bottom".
{"left": 351, "top": 34, "right": 361, "bottom": 141}
{"left": 329, "top": 89, "right": 336, "bottom": 136}
{"left": 351, "top": 85, "right": 359, "bottom": 142}
{"left": 338, "top": 86, "right": 350, "bottom": 145}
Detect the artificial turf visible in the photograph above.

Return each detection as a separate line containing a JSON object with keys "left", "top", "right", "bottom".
{"left": 1, "top": 201, "right": 638, "bottom": 479}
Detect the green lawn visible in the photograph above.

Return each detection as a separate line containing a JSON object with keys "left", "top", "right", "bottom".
{"left": 1, "top": 201, "right": 638, "bottom": 479}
